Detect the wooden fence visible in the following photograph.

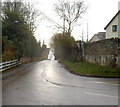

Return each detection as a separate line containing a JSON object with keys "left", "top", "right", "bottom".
{"left": 0, "top": 58, "right": 22, "bottom": 72}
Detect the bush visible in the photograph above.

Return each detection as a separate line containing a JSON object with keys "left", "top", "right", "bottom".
{"left": 51, "top": 32, "right": 78, "bottom": 61}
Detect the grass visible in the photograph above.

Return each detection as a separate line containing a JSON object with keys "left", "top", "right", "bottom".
{"left": 60, "top": 60, "right": 120, "bottom": 77}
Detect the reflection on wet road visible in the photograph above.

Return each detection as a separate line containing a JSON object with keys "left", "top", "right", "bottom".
{"left": 47, "top": 49, "right": 55, "bottom": 60}
{"left": 3, "top": 60, "right": 119, "bottom": 105}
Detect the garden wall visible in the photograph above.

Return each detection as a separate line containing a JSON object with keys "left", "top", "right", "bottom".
{"left": 84, "top": 38, "right": 120, "bottom": 68}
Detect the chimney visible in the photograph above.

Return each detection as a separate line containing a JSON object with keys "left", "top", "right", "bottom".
{"left": 118, "top": 1, "right": 120, "bottom": 11}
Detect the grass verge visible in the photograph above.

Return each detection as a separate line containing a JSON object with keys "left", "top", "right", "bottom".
{"left": 60, "top": 60, "right": 120, "bottom": 78}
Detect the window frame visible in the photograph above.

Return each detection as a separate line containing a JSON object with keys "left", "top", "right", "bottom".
{"left": 112, "top": 25, "right": 117, "bottom": 32}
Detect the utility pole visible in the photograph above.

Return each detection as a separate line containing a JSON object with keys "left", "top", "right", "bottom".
{"left": 62, "top": 1, "right": 65, "bottom": 36}
{"left": 82, "top": 28, "right": 84, "bottom": 41}
{"left": 63, "top": 14, "right": 65, "bottom": 36}
{"left": 87, "top": 23, "right": 89, "bottom": 42}
{"left": 81, "top": 29, "right": 84, "bottom": 61}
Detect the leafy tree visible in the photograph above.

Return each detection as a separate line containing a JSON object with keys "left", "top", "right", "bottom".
{"left": 2, "top": 0, "right": 43, "bottom": 61}
{"left": 2, "top": 37, "right": 16, "bottom": 61}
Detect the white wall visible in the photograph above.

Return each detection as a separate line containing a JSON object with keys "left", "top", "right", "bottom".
{"left": 118, "top": 1, "right": 120, "bottom": 11}
{"left": 89, "top": 35, "right": 99, "bottom": 42}
{"left": 118, "top": 12, "right": 120, "bottom": 38}
{"left": 106, "top": 14, "right": 118, "bottom": 39}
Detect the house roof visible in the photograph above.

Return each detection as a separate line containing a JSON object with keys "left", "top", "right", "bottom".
{"left": 104, "top": 10, "right": 120, "bottom": 30}
{"left": 89, "top": 32, "right": 105, "bottom": 42}
{"left": 97, "top": 32, "right": 106, "bottom": 40}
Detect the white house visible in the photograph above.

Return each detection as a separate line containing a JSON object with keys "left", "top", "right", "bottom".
{"left": 89, "top": 32, "right": 105, "bottom": 43}
{"left": 104, "top": 10, "right": 120, "bottom": 39}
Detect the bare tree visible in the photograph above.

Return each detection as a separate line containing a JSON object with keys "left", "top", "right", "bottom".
{"left": 23, "top": 2, "right": 42, "bottom": 32}
{"left": 2, "top": 0, "right": 41, "bottom": 32}
{"left": 54, "top": 0, "right": 87, "bottom": 35}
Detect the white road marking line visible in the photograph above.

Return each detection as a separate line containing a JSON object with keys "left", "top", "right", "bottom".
{"left": 89, "top": 81, "right": 119, "bottom": 86}
{"left": 41, "top": 71, "right": 62, "bottom": 88}
{"left": 84, "top": 92, "right": 120, "bottom": 99}
{"left": 42, "top": 77, "right": 62, "bottom": 88}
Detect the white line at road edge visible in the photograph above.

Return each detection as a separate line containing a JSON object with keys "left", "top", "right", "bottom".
{"left": 89, "top": 81, "right": 119, "bottom": 86}
{"left": 84, "top": 92, "right": 120, "bottom": 99}
{"left": 41, "top": 69, "right": 62, "bottom": 88}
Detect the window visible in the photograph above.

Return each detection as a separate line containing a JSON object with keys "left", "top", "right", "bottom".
{"left": 112, "top": 25, "right": 117, "bottom": 32}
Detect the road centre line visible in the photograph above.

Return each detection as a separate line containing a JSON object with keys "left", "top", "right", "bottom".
{"left": 84, "top": 92, "right": 120, "bottom": 99}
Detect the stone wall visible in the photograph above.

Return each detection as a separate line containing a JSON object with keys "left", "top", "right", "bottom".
{"left": 84, "top": 38, "right": 120, "bottom": 67}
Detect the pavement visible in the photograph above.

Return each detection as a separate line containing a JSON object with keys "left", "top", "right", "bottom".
{"left": 2, "top": 60, "right": 119, "bottom": 105}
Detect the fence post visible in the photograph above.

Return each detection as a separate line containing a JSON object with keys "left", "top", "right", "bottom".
{"left": 0, "top": 58, "right": 22, "bottom": 72}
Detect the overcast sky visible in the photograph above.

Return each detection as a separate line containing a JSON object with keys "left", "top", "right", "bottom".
{"left": 26, "top": 0, "right": 119, "bottom": 47}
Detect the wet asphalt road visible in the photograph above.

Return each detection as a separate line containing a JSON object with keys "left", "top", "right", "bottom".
{"left": 3, "top": 60, "right": 119, "bottom": 105}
